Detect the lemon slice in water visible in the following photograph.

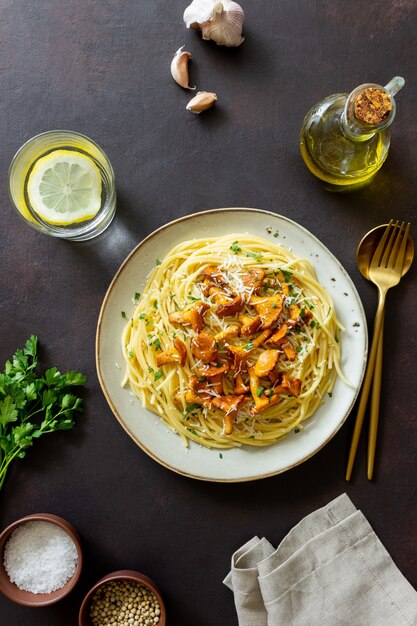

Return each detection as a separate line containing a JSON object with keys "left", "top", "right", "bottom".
{"left": 27, "top": 149, "right": 102, "bottom": 225}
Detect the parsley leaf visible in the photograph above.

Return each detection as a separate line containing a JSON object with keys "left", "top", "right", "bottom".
{"left": 0, "top": 337, "right": 85, "bottom": 493}
{"left": 246, "top": 252, "right": 263, "bottom": 260}
{"left": 230, "top": 241, "right": 241, "bottom": 253}
{"left": 185, "top": 403, "right": 202, "bottom": 415}
{"left": 154, "top": 370, "right": 164, "bottom": 381}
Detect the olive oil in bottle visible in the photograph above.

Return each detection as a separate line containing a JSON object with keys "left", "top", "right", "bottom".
{"left": 300, "top": 77, "right": 405, "bottom": 188}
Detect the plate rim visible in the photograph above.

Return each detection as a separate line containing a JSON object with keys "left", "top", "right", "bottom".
{"left": 96, "top": 207, "right": 368, "bottom": 482}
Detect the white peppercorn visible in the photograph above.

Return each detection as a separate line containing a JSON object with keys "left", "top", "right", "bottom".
{"left": 89, "top": 580, "right": 161, "bottom": 626}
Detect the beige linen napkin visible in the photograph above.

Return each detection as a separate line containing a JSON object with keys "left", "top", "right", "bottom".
{"left": 224, "top": 494, "right": 417, "bottom": 626}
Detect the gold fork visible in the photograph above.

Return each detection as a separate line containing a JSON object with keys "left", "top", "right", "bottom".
{"left": 346, "top": 220, "right": 411, "bottom": 481}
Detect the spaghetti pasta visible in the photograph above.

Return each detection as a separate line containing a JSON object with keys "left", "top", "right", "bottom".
{"left": 121, "top": 234, "right": 347, "bottom": 449}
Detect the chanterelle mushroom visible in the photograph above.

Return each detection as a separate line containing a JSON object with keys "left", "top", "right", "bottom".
{"left": 238, "top": 313, "right": 262, "bottom": 336}
{"left": 282, "top": 341, "right": 296, "bottom": 361}
{"left": 169, "top": 301, "right": 210, "bottom": 333}
{"left": 240, "top": 267, "right": 265, "bottom": 294}
{"left": 265, "top": 324, "right": 288, "bottom": 347}
{"left": 253, "top": 349, "right": 279, "bottom": 377}
{"left": 156, "top": 338, "right": 187, "bottom": 367}
{"left": 234, "top": 372, "right": 249, "bottom": 394}
{"left": 215, "top": 324, "right": 240, "bottom": 343}
{"left": 216, "top": 295, "right": 242, "bottom": 317}
{"left": 199, "top": 266, "right": 228, "bottom": 296}
{"left": 227, "top": 329, "right": 272, "bottom": 373}
{"left": 212, "top": 394, "right": 246, "bottom": 435}
{"left": 191, "top": 331, "right": 218, "bottom": 362}
{"left": 281, "top": 374, "right": 302, "bottom": 397}
{"left": 201, "top": 266, "right": 228, "bottom": 286}
{"left": 249, "top": 294, "right": 283, "bottom": 328}
{"left": 209, "top": 287, "right": 242, "bottom": 317}
{"left": 197, "top": 363, "right": 229, "bottom": 378}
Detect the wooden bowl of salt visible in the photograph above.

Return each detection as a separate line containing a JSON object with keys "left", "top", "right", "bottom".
{"left": 0, "top": 512, "right": 82, "bottom": 606}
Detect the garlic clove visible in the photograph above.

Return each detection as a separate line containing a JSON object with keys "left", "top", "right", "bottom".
{"left": 186, "top": 91, "right": 218, "bottom": 114}
{"left": 184, "top": 0, "right": 215, "bottom": 28}
{"left": 183, "top": 0, "right": 245, "bottom": 47}
{"left": 170, "top": 46, "right": 196, "bottom": 90}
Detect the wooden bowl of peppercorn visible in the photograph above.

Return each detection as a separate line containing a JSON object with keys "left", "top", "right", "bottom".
{"left": 79, "top": 569, "right": 167, "bottom": 626}
{"left": 0, "top": 512, "right": 83, "bottom": 606}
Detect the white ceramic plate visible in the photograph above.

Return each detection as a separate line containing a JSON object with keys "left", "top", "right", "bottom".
{"left": 96, "top": 208, "right": 367, "bottom": 482}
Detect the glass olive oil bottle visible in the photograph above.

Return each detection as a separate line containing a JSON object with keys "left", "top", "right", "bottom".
{"left": 300, "top": 77, "right": 405, "bottom": 188}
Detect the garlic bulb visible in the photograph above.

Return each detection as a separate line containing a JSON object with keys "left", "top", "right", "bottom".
{"left": 183, "top": 0, "right": 244, "bottom": 47}
{"left": 186, "top": 91, "right": 218, "bottom": 113}
{"left": 171, "top": 46, "right": 196, "bottom": 90}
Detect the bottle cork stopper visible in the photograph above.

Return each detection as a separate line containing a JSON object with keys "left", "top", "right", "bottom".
{"left": 354, "top": 88, "right": 393, "bottom": 125}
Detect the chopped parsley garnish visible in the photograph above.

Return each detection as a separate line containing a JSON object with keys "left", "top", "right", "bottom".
{"left": 148, "top": 366, "right": 154, "bottom": 373}
{"left": 243, "top": 342, "right": 253, "bottom": 351}
{"left": 197, "top": 376, "right": 206, "bottom": 383}
{"left": 246, "top": 252, "right": 262, "bottom": 259}
{"left": 187, "top": 295, "right": 199, "bottom": 301}
{"left": 328, "top": 392, "right": 333, "bottom": 398}
{"left": 294, "top": 427, "right": 300, "bottom": 433}
{"left": 353, "top": 322, "right": 360, "bottom": 327}
{"left": 256, "top": 386, "right": 264, "bottom": 397}
{"left": 273, "top": 231, "right": 279, "bottom": 238}
{"left": 188, "top": 427, "right": 197, "bottom": 435}
{"left": 185, "top": 403, "right": 202, "bottom": 415}
{"left": 121, "top": 311, "right": 127, "bottom": 319}
{"left": 153, "top": 300, "right": 158, "bottom": 309}
{"left": 134, "top": 292, "right": 140, "bottom": 300}
{"left": 219, "top": 453, "right": 223, "bottom": 459}
{"left": 282, "top": 270, "right": 292, "bottom": 282}
{"left": 295, "top": 346, "right": 302, "bottom": 353}
{"left": 154, "top": 370, "right": 164, "bottom": 381}
{"left": 128, "top": 350, "right": 134, "bottom": 358}
{"left": 230, "top": 241, "right": 241, "bottom": 253}
{"left": 156, "top": 259, "right": 162, "bottom": 266}
{"left": 310, "top": 320, "right": 317, "bottom": 328}
{"left": 335, "top": 336, "right": 339, "bottom": 343}
{"left": 152, "top": 338, "right": 161, "bottom": 351}
{"left": 139, "top": 313, "right": 147, "bottom": 320}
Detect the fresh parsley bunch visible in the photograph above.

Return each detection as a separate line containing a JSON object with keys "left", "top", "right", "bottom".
{"left": 0, "top": 336, "right": 86, "bottom": 492}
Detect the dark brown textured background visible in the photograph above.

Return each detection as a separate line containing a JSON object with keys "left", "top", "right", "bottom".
{"left": 1, "top": 1, "right": 416, "bottom": 624}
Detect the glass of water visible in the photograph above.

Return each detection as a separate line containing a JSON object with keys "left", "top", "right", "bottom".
{"left": 8, "top": 130, "right": 116, "bottom": 241}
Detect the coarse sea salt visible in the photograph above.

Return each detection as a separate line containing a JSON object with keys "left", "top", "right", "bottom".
{"left": 4, "top": 520, "right": 78, "bottom": 594}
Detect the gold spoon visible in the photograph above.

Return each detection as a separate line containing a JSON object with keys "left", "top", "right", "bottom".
{"left": 350, "top": 223, "right": 414, "bottom": 480}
